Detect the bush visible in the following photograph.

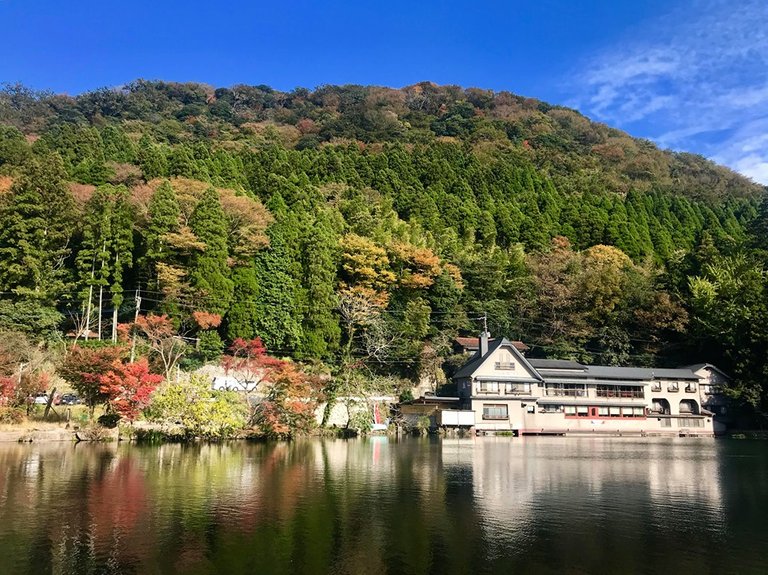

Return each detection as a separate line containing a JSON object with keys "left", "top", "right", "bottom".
{"left": 145, "top": 376, "right": 247, "bottom": 439}
{"left": 0, "top": 407, "right": 25, "bottom": 424}
{"left": 97, "top": 413, "right": 121, "bottom": 428}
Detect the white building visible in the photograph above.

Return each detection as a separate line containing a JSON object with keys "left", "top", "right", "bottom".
{"left": 450, "top": 332, "right": 721, "bottom": 436}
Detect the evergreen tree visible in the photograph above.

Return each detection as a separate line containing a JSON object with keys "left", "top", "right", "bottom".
{"left": 188, "top": 187, "right": 233, "bottom": 316}
{"left": 0, "top": 155, "right": 76, "bottom": 302}
{"left": 74, "top": 184, "right": 134, "bottom": 340}
{"left": 300, "top": 211, "right": 341, "bottom": 358}
{"left": 226, "top": 264, "right": 260, "bottom": 340}
{"left": 251, "top": 196, "right": 303, "bottom": 351}
{"left": 137, "top": 135, "right": 168, "bottom": 179}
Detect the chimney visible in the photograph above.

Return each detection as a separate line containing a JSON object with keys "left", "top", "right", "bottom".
{"left": 479, "top": 330, "right": 490, "bottom": 357}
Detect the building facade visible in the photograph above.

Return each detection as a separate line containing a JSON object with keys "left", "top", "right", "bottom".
{"left": 451, "top": 332, "right": 721, "bottom": 436}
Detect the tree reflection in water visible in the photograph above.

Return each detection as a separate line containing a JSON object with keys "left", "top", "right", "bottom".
{"left": 0, "top": 437, "right": 766, "bottom": 574}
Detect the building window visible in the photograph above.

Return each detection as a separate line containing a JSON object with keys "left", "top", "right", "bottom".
{"left": 564, "top": 406, "right": 577, "bottom": 416}
{"left": 503, "top": 383, "right": 530, "bottom": 395}
{"left": 598, "top": 406, "right": 609, "bottom": 416}
{"left": 495, "top": 351, "right": 515, "bottom": 370}
{"left": 545, "top": 384, "right": 586, "bottom": 397}
{"left": 678, "top": 418, "right": 704, "bottom": 428}
{"left": 668, "top": 382, "right": 679, "bottom": 392}
{"left": 542, "top": 404, "right": 561, "bottom": 413}
{"left": 577, "top": 405, "right": 589, "bottom": 416}
{"left": 482, "top": 404, "right": 509, "bottom": 420}
{"left": 660, "top": 418, "right": 672, "bottom": 428}
{"left": 478, "top": 381, "right": 499, "bottom": 394}
{"left": 609, "top": 406, "right": 621, "bottom": 417}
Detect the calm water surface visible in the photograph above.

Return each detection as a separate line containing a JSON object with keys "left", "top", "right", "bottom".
{"left": 0, "top": 437, "right": 766, "bottom": 575}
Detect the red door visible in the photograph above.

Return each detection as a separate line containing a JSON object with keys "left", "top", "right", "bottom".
{"left": 590, "top": 407, "right": 598, "bottom": 418}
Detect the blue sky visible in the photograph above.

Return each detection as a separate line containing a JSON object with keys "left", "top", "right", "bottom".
{"left": 2, "top": 0, "right": 766, "bottom": 184}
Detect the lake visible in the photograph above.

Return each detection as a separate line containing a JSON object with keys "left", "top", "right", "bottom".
{"left": 0, "top": 437, "right": 766, "bottom": 574}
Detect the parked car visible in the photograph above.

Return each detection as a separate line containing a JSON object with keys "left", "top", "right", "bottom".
{"left": 59, "top": 394, "right": 81, "bottom": 405}
{"left": 33, "top": 394, "right": 49, "bottom": 405}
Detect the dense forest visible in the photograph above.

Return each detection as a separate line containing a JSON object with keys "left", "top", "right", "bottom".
{"left": 1, "top": 80, "right": 768, "bottom": 418}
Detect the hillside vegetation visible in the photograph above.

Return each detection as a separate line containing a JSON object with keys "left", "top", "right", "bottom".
{"left": 1, "top": 80, "right": 767, "bottom": 416}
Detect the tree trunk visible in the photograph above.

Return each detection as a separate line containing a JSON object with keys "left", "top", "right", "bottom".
{"left": 97, "top": 239, "right": 107, "bottom": 340}
{"left": 111, "top": 253, "right": 120, "bottom": 343}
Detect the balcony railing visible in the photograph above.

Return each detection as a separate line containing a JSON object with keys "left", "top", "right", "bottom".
{"left": 482, "top": 413, "right": 509, "bottom": 420}
{"left": 477, "top": 386, "right": 529, "bottom": 395}
{"left": 494, "top": 361, "right": 516, "bottom": 370}
{"left": 544, "top": 388, "right": 586, "bottom": 397}
{"left": 596, "top": 389, "right": 645, "bottom": 399}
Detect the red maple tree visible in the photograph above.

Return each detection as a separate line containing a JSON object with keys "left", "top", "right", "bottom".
{"left": 98, "top": 358, "right": 163, "bottom": 421}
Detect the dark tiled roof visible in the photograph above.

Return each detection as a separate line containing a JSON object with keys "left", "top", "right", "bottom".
{"left": 584, "top": 366, "right": 701, "bottom": 380}
{"left": 528, "top": 359, "right": 585, "bottom": 370}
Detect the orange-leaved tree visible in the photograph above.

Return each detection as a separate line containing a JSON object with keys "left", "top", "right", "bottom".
{"left": 59, "top": 345, "right": 128, "bottom": 417}
{"left": 253, "top": 360, "right": 323, "bottom": 438}
{"left": 222, "top": 338, "right": 321, "bottom": 435}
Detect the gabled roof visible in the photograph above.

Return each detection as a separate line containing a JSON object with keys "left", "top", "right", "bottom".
{"left": 453, "top": 338, "right": 543, "bottom": 381}
{"left": 684, "top": 363, "right": 732, "bottom": 380}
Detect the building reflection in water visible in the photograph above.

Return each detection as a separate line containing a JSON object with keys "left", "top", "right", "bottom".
{"left": 0, "top": 437, "right": 765, "bottom": 575}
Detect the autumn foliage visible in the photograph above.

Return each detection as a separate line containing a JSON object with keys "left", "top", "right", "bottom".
{"left": 98, "top": 358, "right": 163, "bottom": 421}
{"left": 222, "top": 338, "right": 322, "bottom": 437}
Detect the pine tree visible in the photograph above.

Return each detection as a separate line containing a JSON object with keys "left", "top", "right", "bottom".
{"left": 143, "top": 181, "right": 181, "bottom": 271}
{"left": 300, "top": 211, "right": 340, "bottom": 358}
{"left": 225, "top": 264, "right": 260, "bottom": 340}
{"left": 188, "top": 187, "right": 233, "bottom": 316}
{"left": 75, "top": 185, "right": 134, "bottom": 340}
{"left": 137, "top": 135, "right": 168, "bottom": 179}
{"left": 0, "top": 155, "right": 76, "bottom": 302}
{"left": 251, "top": 196, "right": 303, "bottom": 351}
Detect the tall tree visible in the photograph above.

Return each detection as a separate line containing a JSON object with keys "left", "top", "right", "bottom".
{"left": 188, "top": 187, "right": 233, "bottom": 316}
{"left": 0, "top": 155, "right": 76, "bottom": 302}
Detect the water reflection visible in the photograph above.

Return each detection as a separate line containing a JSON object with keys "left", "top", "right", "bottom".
{"left": 0, "top": 438, "right": 766, "bottom": 575}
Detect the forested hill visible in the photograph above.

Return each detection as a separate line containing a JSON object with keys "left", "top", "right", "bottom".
{"left": 1, "top": 80, "right": 768, "bottom": 412}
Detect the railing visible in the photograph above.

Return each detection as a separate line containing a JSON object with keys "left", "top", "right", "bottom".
{"left": 482, "top": 413, "right": 509, "bottom": 420}
{"left": 596, "top": 389, "right": 645, "bottom": 399}
{"left": 494, "top": 361, "right": 516, "bottom": 370}
{"left": 544, "top": 388, "right": 586, "bottom": 397}
{"left": 477, "top": 386, "right": 529, "bottom": 395}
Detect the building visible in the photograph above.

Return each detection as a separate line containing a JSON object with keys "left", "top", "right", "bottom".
{"left": 450, "top": 331, "right": 723, "bottom": 436}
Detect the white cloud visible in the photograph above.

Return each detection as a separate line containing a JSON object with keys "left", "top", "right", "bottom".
{"left": 570, "top": 0, "right": 768, "bottom": 184}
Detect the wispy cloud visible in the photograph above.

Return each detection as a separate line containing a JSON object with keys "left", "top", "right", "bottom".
{"left": 571, "top": 0, "right": 768, "bottom": 184}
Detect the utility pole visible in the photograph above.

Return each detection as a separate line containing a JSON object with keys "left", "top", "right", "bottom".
{"left": 130, "top": 288, "right": 141, "bottom": 363}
